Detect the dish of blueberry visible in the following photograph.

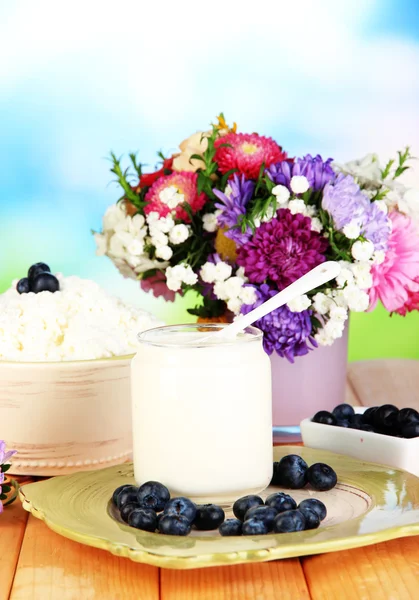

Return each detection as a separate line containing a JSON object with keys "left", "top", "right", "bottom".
{"left": 111, "top": 454, "right": 336, "bottom": 537}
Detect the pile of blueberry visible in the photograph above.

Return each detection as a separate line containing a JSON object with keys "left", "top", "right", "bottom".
{"left": 16, "top": 262, "right": 60, "bottom": 294}
{"left": 312, "top": 403, "right": 419, "bottom": 439}
{"left": 112, "top": 454, "right": 336, "bottom": 537}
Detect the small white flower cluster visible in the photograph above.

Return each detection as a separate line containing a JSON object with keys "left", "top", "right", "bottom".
{"left": 200, "top": 261, "right": 257, "bottom": 314}
{"left": 146, "top": 211, "right": 190, "bottom": 261}
{"left": 165, "top": 264, "right": 197, "bottom": 292}
{"left": 310, "top": 260, "right": 373, "bottom": 346}
{"left": 272, "top": 177, "right": 323, "bottom": 233}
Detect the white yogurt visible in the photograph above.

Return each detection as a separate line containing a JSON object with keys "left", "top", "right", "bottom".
{"left": 131, "top": 324, "right": 273, "bottom": 504}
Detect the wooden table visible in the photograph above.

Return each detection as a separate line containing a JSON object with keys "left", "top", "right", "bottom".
{"left": 2, "top": 359, "right": 419, "bottom": 600}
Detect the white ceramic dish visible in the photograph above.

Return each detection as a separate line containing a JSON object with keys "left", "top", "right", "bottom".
{"left": 0, "top": 355, "right": 134, "bottom": 476}
{"left": 301, "top": 406, "right": 419, "bottom": 478}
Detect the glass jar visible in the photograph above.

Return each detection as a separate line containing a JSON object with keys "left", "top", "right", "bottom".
{"left": 131, "top": 324, "right": 273, "bottom": 504}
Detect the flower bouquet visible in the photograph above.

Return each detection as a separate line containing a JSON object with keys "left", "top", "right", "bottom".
{"left": 94, "top": 115, "right": 419, "bottom": 425}
{"left": 0, "top": 441, "right": 17, "bottom": 512}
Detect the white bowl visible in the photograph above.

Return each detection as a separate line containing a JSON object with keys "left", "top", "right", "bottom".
{"left": 0, "top": 355, "right": 134, "bottom": 476}
{"left": 300, "top": 407, "right": 419, "bottom": 477}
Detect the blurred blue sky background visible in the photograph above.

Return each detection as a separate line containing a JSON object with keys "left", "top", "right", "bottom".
{"left": 1, "top": 0, "right": 419, "bottom": 358}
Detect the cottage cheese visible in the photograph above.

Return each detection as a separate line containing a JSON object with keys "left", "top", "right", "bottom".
{"left": 0, "top": 274, "right": 163, "bottom": 362}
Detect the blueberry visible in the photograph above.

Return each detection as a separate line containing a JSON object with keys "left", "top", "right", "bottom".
{"left": 336, "top": 419, "right": 350, "bottom": 428}
{"left": 17, "top": 278, "right": 31, "bottom": 294}
{"left": 112, "top": 484, "right": 132, "bottom": 506}
{"left": 299, "top": 506, "right": 320, "bottom": 530}
{"left": 233, "top": 495, "right": 264, "bottom": 521}
{"left": 265, "top": 492, "right": 297, "bottom": 513}
{"left": 242, "top": 518, "right": 269, "bottom": 535}
{"left": 307, "top": 463, "right": 337, "bottom": 491}
{"left": 117, "top": 487, "right": 140, "bottom": 509}
{"left": 360, "top": 424, "right": 374, "bottom": 432}
{"left": 401, "top": 423, "right": 419, "bottom": 438}
{"left": 332, "top": 404, "right": 355, "bottom": 420}
{"left": 361, "top": 406, "right": 378, "bottom": 425}
{"left": 158, "top": 514, "right": 192, "bottom": 536}
{"left": 349, "top": 414, "right": 364, "bottom": 427}
{"left": 28, "top": 262, "right": 51, "bottom": 281}
{"left": 373, "top": 404, "right": 399, "bottom": 434}
{"left": 137, "top": 481, "right": 170, "bottom": 512}
{"left": 397, "top": 408, "right": 419, "bottom": 429}
{"left": 127, "top": 508, "right": 158, "bottom": 532}
{"left": 219, "top": 518, "right": 243, "bottom": 536}
{"left": 298, "top": 498, "right": 327, "bottom": 521}
{"left": 194, "top": 504, "right": 225, "bottom": 530}
{"left": 273, "top": 509, "right": 306, "bottom": 533}
{"left": 164, "top": 497, "right": 197, "bottom": 523}
{"left": 31, "top": 272, "right": 60, "bottom": 293}
{"left": 244, "top": 506, "right": 277, "bottom": 532}
{"left": 273, "top": 454, "right": 308, "bottom": 489}
{"left": 312, "top": 410, "right": 337, "bottom": 426}
{"left": 120, "top": 502, "right": 140, "bottom": 523}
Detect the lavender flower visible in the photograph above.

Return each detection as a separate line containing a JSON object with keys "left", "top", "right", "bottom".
{"left": 362, "top": 202, "right": 391, "bottom": 252}
{"left": 214, "top": 174, "right": 255, "bottom": 245}
{"left": 267, "top": 155, "right": 335, "bottom": 191}
{"left": 241, "top": 284, "right": 316, "bottom": 362}
{"left": 0, "top": 441, "right": 16, "bottom": 514}
{"left": 322, "top": 174, "right": 370, "bottom": 230}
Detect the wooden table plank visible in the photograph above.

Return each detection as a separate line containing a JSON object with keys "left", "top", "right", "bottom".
{"left": 302, "top": 538, "right": 419, "bottom": 600}
{"left": 348, "top": 359, "right": 419, "bottom": 408}
{"left": 161, "top": 561, "right": 310, "bottom": 600}
{"left": 0, "top": 500, "right": 29, "bottom": 600}
{"left": 345, "top": 379, "right": 361, "bottom": 406}
{"left": 9, "top": 515, "right": 159, "bottom": 600}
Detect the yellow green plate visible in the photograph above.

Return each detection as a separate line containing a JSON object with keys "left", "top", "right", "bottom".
{"left": 19, "top": 446, "right": 419, "bottom": 570}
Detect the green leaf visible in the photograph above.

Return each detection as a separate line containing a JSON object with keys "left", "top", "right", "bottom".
{"left": 1, "top": 485, "right": 11, "bottom": 493}
{"left": 381, "top": 158, "right": 394, "bottom": 180}
{"left": 128, "top": 152, "right": 143, "bottom": 178}
{"left": 1, "top": 463, "right": 11, "bottom": 473}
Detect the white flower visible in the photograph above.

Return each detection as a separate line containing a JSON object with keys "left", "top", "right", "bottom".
{"left": 351, "top": 262, "right": 373, "bottom": 290}
{"left": 372, "top": 250, "right": 386, "bottom": 265}
{"left": 351, "top": 240, "right": 374, "bottom": 261}
{"left": 102, "top": 203, "right": 127, "bottom": 231}
{"left": 166, "top": 277, "right": 182, "bottom": 292}
{"left": 109, "top": 231, "right": 133, "bottom": 258}
{"left": 334, "top": 154, "right": 382, "bottom": 188}
{"left": 155, "top": 245, "right": 173, "bottom": 260}
{"left": 213, "top": 281, "right": 228, "bottom": 301}
{"left": 312, "top": 292, "right": 333, "bottom": 315}
{"left": 169, "top": 224, "right": 190, "bottom": 245}
{"left": 324, "top": 318, "right": 345, "bottom": 340}
{"left": 202, "top": 213, "right": 219, "bottom": 232}
{"left": 224, "top": 184, "right": 233, "bottom": 198}
{"left": 214, "top": 262, "right": 232, "bottom": 282}
{"left": 290, "top": 175, "right": 310, "bottom": 194}
{"left": 159, "top": 186, "right": 185, "bottom": 210}
{"left": 239, "top": 286, "right": 257, "bottom": 305}
{"left": 399, "top": 187, "right": 419, "bottom": 229}
{"left": 94, "top": 233, "right": 107, "bottom": 256}
{"left": 261, "top": 205, "right": 276, "bottom": 223}
{"left": 227, "top": 297, "right": 242, "bottom": 315}
{"left": 272, "top": 185, "right": 290, "bottom": 205}
{"left": 182, "top": 266, "right": 198, "bottom": 286}
{"left": 310, "top": 217, "right": 323, "bottom": 233}
{"left": 154, "top": 215, "right": 175, "bottom": 233}
{"left": 374, "top": 200, "right": 388, "bottom": 215}
{"left": 223, "top": 276, "right": 245, "bottom": 298}
{"left": 342, "top": 285, "right": 370, "bottom": 312}
{"left": 288, "top": 199, "right": 307, "bottom": 215}
{"left": 200, "top": 262, "right": 217, "bottom": 284}
{"left": 165, "top": 264, "right": 197, "bottom": 289}
{"left": 236, "top": 266, "right": 246, "bottom": 279}
{"left": 127, "top": 238, "right": 145, "bottom": 256}
{"left": 146, "top": 211, "right": 160, "bottom": 225}
{"left": 151, "top": 230, "right": 169, "bottom": 248}
{"left": 131, "top": 213, "right": 146, "bottom": 231}
{"left": 342, "top": 221, "right": 361, "bottom": 240}
{"left": 336, "top": 263, "right": 354, "bottom": 288}
{"left": 329, "top": 305, "right": 348, "bottom": 322}
{"left": 287, "top": 294, "right": 311, "bottom": 313}
{"left": 315, "top": 329, "right": 334, "bottom": 346}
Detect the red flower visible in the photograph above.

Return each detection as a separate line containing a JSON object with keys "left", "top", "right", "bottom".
{"left": 139, "top": 158, "right": 174, "bottom": 189}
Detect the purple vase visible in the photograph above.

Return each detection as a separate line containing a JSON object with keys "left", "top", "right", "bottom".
{"left": 270, "top": 324, "right": 348, "bottom": 441}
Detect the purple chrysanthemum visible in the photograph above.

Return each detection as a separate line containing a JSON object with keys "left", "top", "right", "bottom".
{"left": 241, "top": 284, "right": 316, "bottom": 362}
{"left": 267, "top": 155, "right": 335, "bottom": 191}
{"left": 236, "top": 208, "right": 328, "bottom": 290}
{"left": 214, "top": 174, "right": 255, "bottom": 245}
{"left": 362, "top": 202, "right": 391, "bottom": 252}
{"left": 322, "top": 173, "right": 370, "bottom": 230}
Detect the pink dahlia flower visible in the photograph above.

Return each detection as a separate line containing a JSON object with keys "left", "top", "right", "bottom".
{"left": 394, "top": 281, "right": 419, "bottom": 316}
{"left": 237, "top": 208, "right": 328, "bottom": 290}
{"left": 214, "top": 133, "right": 287, "bottom": 180}
{"left": 368, "top": 212, "right": 419, "bottom": 312}
{"left": 144, "top": 172, "right": 207, "bottom": 223}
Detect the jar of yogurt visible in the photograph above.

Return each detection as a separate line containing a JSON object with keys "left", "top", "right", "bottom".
{"left": 131, "top": 324, "right": 273, "bottom": 504}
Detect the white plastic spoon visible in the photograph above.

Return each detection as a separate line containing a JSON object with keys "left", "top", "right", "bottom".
{"left": 197, "top": 261, "right": 341, "bottom": 344}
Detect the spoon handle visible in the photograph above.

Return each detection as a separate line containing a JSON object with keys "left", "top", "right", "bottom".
{"left": 218, "top": 261, "right": 341, "bottom": 340}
